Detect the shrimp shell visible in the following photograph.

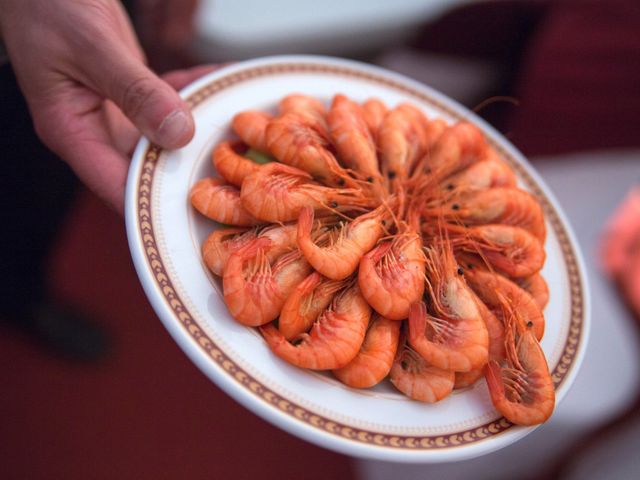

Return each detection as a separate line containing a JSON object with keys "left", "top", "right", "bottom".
{"left": 429, "top": 187, "right": 546, "bottom": 242}
{"left": 327, "top": 94, "right": 381, "bottom": 179}
{"left": 265, "top": 112, "right": 348, "bottom": 186}
{"left": 485, "top": 304, "right": 555, "bottom": 425}
{"left": 390, "top": 334, "right": 455, "bottom": 403}
{"left": 297, "top": 204, "right": 388, "bottom": 280}
{"left": 361, "top": 98, "right": 388, "bottom": 135}
{"left": 463, "top": 265, "right": 545, "bottom": 341}
{"left": 260, "top": 283, "right": 372, "bottom": 370}
{"left": 278, "top": 272, "right": 348, "bottom": 340}
{"left": 333, "top": 314, "right": 401, "bottom": 388}
{"left": 190, "top": 178, "right": 262, "bottom": 226}
{"left": 358, "top": 233, "right": 426, "bottom": 320}
{"left": 212, "top": 140, "right": 261, "bottom": 187}
{"left": 232, "top": 111, "right": 272, "bottom": 152}
{"left": 223, "top": 238, "right": 312, "bottom": 326}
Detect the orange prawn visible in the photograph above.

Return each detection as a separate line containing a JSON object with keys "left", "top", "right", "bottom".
{"left": 240, "top": 162, "right": 371, "bottom": 223}
{"left": 212, "top": 140, "right": 261, "bottom": 187}
{"left": 441, "top": 224, "right": 546, "bottom": 278}
{"left": 425, "top": 187, "right": 546, "bottom": 242}
{"left": 297, "top": 204, "right": 390, "bottom": 280}
{"left": 439, "top": 151, "right": 517, "bottom": 193}
{"left": 485, "top": 300, "right": 555, "bottom": 425}
{"left": 417, "top": 121, "right": 487, "bottom": 181}
{"left": 278, "top": 272, "right": 348, "bottom": 340}
{"left": 232, "top": 110, "right": 273, "bottom": 153}
{"left": 327, "top": 94, "right": 381, "bottom": 180}
{"left": 515, "top": 274, "right": 550, "bottom": 310}
{"left": 378, "top": 103, "right": 430, "bottom": 183}
{"left": 333, "top": 314, "right": 401, "bottom": 388}
{"left": 361, "top": 98, "right": 388, "bottom": 135}
{"left": 358, "top": 231, "right": 426, "bottom": 320}
{"left": 190, "top": 178, "right": 262, "bottom": 226}
{"left": 278, "top": 93, "right": 328, "bottom": 132}
{"left": 260, "top": 282, "right": 372, "bottom": 370}
{"left": 462, "top": 261, "right": 545, "bottom": 341}
{"left": 390, "top": 332, "right": 455, "bottom": 403}
{"left": 407, "top": 241, "right": 489, "bottom": 372}
{"left": 223, "top": 238, "right": 312, "bottom": 326}
{"left": 265, "top": 112, "right": 350, "bottom": 186}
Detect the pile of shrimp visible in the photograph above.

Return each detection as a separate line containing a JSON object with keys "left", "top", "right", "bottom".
{"left": 190, "top": 93, "right": 554, "bottom": 426}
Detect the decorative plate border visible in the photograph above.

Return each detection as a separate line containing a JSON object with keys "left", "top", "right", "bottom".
{"left": 135, "top": 61, "right": 585, "bottom": 451}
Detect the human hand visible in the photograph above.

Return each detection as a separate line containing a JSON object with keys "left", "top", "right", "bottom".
{"left": 0, "top": 0, "right": 207, "bottom": 214}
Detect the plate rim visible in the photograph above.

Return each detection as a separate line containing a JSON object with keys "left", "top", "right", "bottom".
{"left": 125, "top": 54, "right": 591, "bottom": 463}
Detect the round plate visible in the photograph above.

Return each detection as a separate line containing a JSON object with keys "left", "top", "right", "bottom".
{"left": 125, "top": 55, "right": 590, "bottom": 463}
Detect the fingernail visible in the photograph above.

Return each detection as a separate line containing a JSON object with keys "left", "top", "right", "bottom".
{"left": 157, "top": 109, "right": 192, "bottom": 148}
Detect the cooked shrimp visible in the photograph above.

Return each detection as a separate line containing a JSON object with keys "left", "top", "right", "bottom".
{"left": 439, "top": 152, "right": 517, "bottom": 193}
{"left": 212, "top": 140, "right": 261, "bottom": 187}
{"left": 202, "top": 227, "right": 253, "bottom": 276}
{"left": 278, "top": 272, "right": 348, "bottom": 340}
{"left": 232, "top": 110, "right": 273, "bottom": 152}
{"left": 426, "top": 187, "right": 546, "bottom": 242}
{"left": 454, "top": 369, "right": 484, "bottom": 389}
{"left": 485, "top": 302, "right": 555, "bottom": 425}
{"left": 358, "top": 232, "right": 426, "bottom": 320}
{"left": 223, "top": 238, "right": 312, "bottom": 326}
{"left": 279, "top": 93, "right": 327, "bottom": 131}
{"left": 190, "top": 178, "right": 262, "bottom": 226}
{"left": 362, "top": 98, "right": 388, "bottom": 135}
{"left": 408, "top": 241, "right": 489, "bottom": 372}
{"left": 515, "top": 274, "right": 550, "bottom": 310}
{"left": 297, "top": 204, "right": 390, "bottom": 280}
{"left": 240, "top": 162, "right": 371, "bottom": 222}
{"left": 327, "top": 94, "right": 381, "bottom": 180}
{"left": 471, "top": 287, "right": 506, "bottom": 362}
{"left": 444, "top": 224, "right": 546, "bottom": 278}
{"left": 390, "top": 333, "right": 455, "bottom": 403}
{"left": 259, "top": 283, "right": 371, "bottom": 369}
{"left": 333, "top": 314, "right": 400, "bottom": 388}
{"left": 419, "top": 121, "right": 487, "bottom": 181}
{"left": 265, "top": 112, "right": 350, "bottom": 186}
{"left": 202, "top": 224, "right": 297, "bottom": 277}
{"left": 462, "top": 262, "right": 545, "bottom": 341}
{"left": 378, "top": 104, "right": 429, "bottom": 182}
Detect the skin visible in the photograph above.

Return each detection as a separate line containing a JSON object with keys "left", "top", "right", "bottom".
{"left": 0, "top": 0, "right": 214, "bottom": 214}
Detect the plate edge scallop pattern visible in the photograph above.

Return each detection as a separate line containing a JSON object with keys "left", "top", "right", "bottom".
{"left": 136, "top": 62, "right": 584, "bottom": 451}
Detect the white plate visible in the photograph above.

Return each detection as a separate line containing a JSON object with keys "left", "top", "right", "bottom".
{"left": 125, "top": 55, "right": 590, "bottom": 463}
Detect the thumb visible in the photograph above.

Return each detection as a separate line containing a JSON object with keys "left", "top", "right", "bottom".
{"left": 90, "top": 55, "right": 194, "bottom": 149}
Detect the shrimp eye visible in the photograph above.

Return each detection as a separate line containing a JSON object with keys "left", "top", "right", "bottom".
{"left": 401, "top": 360, "right": 409, "bottom": 370}
{"left": 457, "top": 267, "right": 464, "bottom": 275}
{"left": 527, "top": 321, "right": 534, "bottom": 328}
{"left": 467, "top": 263, "right": 474, "bottom": 269}
{"left": 366, "top": 176, "right": 374, "bottom": 183}
{"left": 330, "top": 201, "right": 338, "bottom": 208}
{"left": 337, "top": 178, "right": 345, "bottom": 186}
{"left": 388, "top": 171, "right": 396, "bottom": 179}
{"left": 452, "top": 204, "right": 460, "bottom": 211}
{"left": 446, "top": 184, "right": 454, "bottom": 190}
{"left": 381, "top": 220, "right": 386, "bottom": 226}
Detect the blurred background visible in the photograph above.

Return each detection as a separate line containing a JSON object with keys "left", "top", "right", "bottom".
{"left": 2, "top": 0, "right": 639, "bottom": 478}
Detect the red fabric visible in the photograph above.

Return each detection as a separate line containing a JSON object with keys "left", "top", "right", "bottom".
{"left": 507, "top": 0, "right": 640, "bottom": 155}
{"left": 0, "top": 191, "right": 354, "bottom": 480}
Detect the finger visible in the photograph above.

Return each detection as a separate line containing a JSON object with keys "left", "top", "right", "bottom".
{"left": 161, "top": 64, "right": 222, "bottom": 91}
{"left": 84, "top": 48, "right": 194, "bottom": 150}
{"left": 60, "top": 135, "right": 129, "bottom": 215}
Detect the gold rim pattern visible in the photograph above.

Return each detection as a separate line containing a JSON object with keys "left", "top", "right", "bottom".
{"left": 136, "top": 61, "right": 585, "bottom": 450}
